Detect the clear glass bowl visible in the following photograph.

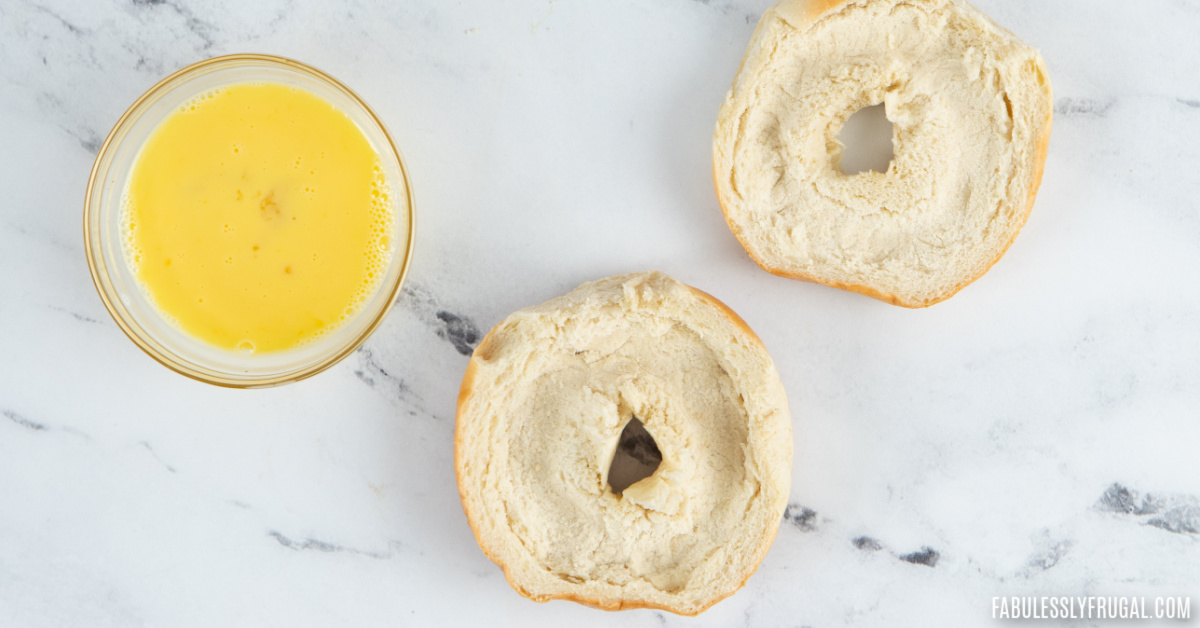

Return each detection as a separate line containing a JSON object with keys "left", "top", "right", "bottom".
{"left": 84, "top": 54, "right": 414, "bottom": 388}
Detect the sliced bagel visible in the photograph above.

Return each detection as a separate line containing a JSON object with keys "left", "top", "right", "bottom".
{"left": 713, "top": 0, "right": 1053, "bottom": 307}
{"left": 455, "top": 272, "right": 792, "bottom": 615}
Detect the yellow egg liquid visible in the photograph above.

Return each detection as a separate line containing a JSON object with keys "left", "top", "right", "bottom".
{"left": 123, "top": 82, "right": 393, "bottom": 354}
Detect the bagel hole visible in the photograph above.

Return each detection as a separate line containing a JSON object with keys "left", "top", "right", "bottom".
{"left": 607, "top": 417, "right": 662, "bottom": 495}
{"left": 837, "top": 103, "right": 895, "bottom": 175}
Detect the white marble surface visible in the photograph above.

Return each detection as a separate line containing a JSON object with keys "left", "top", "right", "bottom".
{"left": 2, "top": 0, "right": 1199, "bottom": 625}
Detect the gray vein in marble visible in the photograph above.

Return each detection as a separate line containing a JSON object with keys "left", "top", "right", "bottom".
{"left": 60, "top": 426, "right": 94, "bottom": 441}
{"left": 15, "top": 5, "right": 104, "bottom": 87}
{"left": 127, "top": 0, "right": 216, "bottom": 52}
{"left": 1021, "top": 539, "right": 1073, "bottom": 576}
{"left": 31, "top": 85, "right": 103, "bottom": 154}
{"left": 782, "top": 503, "right": 818, "bottom": 532}
{"left": 1096, "top": 483, "right": 1200, "bottom": 536}
{"left": 267, "top": 530, "right": 392, "bottom": 560}
{"left": 2, "top": 408, "right": 91, "bottom": 441}
{"left": 435, "top": 311, "right": 481, "bottom": 356}
{"left": 72, "top": 128, "right": 102, "bottom": 154}
{"left": 33, "top": 5, "right": 86, "bottom": 37}
{"left": 1178, "top": 98, "right": 1200, "bottom": 109}
{"left": 1054, "top": 97, "right": 1115, "bottom": 118}
{"left": 1096, "top": 482, "right": 1143, "bottom": 514}
{"left": 1, "top": 0, "right": 238, "bottom": 162}
{"left": 395, "top": 283, "right": 481, "bottom": 357}
{"left": 1008, "top": 533, "right": 1075, "bottom": 583}
{"left": 139, "top": 441, "right": 176, "bottom": 474}
{"left": 354, "top": 346, "right": 414, "bottom": 396}
{"left": 899, "top": 547, "right": 940, "bottom": 567}
{"left": 48, "top": 305, "right": 102, "bottom": 324}
{"left": 1147, "top": 509, "right": 1200, "bottom": 535}
{"left": 782, "top": 505, "right": 947, "bottom": 569}
{"left": 847, "top": 532, "right": 943, "bottom": 568}
{"left": 3, "top": 409, "right": 48, "bottom": 431}
{"left": 852, "top": 535, "right": 884, "bottom": 551}
{"left": 352, "top": 346, "right": 443, "bottom": 419}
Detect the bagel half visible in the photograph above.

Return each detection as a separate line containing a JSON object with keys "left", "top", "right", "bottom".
{"left": 713, "top": 0, "right": 1053, "bottom": 307}
{"left": 455, "top": 272, "right": 792, "bottom": 615}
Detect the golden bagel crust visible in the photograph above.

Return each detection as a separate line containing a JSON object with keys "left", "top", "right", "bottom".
{"left": 713, "top": 0, "right": 1053, "bottom": 308}
{"left": 455, "top": 272, "right": 792, "bottom": 615}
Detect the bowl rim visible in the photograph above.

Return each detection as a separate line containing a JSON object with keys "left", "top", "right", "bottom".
{"left": 83, "top": 53, "right": 416, "bottom": 389}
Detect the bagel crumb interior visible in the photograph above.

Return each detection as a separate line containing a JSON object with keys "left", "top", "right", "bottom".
{"left": 455, "top": 272, "right": 792, "bottom": 615}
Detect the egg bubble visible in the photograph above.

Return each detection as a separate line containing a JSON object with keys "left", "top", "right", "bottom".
{"left": 179, "top": 88, "right": 227, "bottom": 113}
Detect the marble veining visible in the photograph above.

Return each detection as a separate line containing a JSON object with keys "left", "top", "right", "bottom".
{"left": 353, "top": 346, "right": 416, "bottom": 399}
{"left": 898, "top": 547, "right": 940, "bottom": 568}
{"left": 2, "top": 0, "right": 1199, "bottom": 626}
{"left": 4, "top": 409, "right": 48, "bottom": 432}
{"left": 396, "top": 282, "right": 482, "bottom": 357}
{"left": 851, "top": 535, "right": 884, "bottom": 552}
{"left": 1096, "top": 483, "right": 1200, "bottom": 536}
{"left": 1054, "top": 97, "right": 1115, "bottom": 118}
{"left": 782, "top": 503, "right": 819, "bottom": 532}
{"left": 267, "top": 530, "right": 394, "bottom": 560}
{"left": 137, "top": 441, "right": 177, "bottom": 474}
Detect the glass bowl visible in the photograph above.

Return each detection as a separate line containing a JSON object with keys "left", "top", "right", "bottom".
{"left": 84, "top": 54, "right": 414, "bottom": 388}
